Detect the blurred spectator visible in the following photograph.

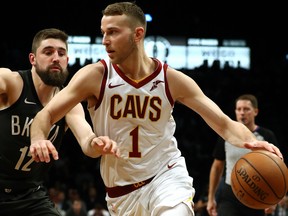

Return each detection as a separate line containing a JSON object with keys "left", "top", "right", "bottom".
{"left": 64, "top": 188, "right": 87, "bottom": 212}
{"left": 48, "top": 187, "right": 66, "bottom": 215}
{"left": 83, "top": 184, "right": 100, "bottom": 211}
{"left": 65, "top": 198, "right": 87, "bottom": 216}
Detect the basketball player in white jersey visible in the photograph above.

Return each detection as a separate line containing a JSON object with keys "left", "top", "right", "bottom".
{"left": 30, "top": 2, "right": 283, "bottom": 216}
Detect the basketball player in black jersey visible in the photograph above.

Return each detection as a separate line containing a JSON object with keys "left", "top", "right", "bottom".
{"left": 0, "top": 28, "right": 119, "bottom": 216}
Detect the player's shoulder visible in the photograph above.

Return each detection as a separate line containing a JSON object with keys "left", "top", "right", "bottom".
{"left": 165, "top": 66, "right": 186, "bottom": 81}
{"left": 0, "top": 67, "right": 14, "bottom": 76}
{"left": 0, "top": 68, "right": 22, "bottom": 84}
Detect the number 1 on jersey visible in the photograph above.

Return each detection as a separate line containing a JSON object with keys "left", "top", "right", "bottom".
{"left": 129, "top": 126, "right": 141, "bottom": 158}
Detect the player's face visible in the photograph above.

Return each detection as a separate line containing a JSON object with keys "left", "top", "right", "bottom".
{"left": 235, "top": 100, "right": 258, "bottom": 126}
{"left": 101, "top": 14, "right": 137, "bottom": 64}
{"left": 31, "top": 38, "right": 69, "bottom": 87}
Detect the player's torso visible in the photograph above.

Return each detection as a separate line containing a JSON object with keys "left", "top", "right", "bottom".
{"left": 0, "top": 70, "right": 65, "bottom": 186}
{"left": 90, "top": 59, "right": 180, "bottom": 186}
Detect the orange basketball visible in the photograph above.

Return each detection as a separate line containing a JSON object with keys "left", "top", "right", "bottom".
{"left": 231, "top": 150, "right": 288, "bottom": 209}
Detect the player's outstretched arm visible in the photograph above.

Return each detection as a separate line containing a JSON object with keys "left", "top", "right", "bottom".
{"left": 66, "top": 103, "right": 120, "bottom": 158}
{"left": 166, "top": 67, "right": 283, "bottom": 159}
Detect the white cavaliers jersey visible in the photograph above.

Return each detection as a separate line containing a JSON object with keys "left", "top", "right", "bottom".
{"left": 88, "top": 58, "right": 182, "bottom": 187}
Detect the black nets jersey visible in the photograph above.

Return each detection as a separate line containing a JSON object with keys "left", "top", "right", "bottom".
{"left": 0, "top": 70, "right": 66, "bottom": 191}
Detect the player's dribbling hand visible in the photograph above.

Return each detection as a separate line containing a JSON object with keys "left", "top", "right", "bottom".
{"left": 90, "top": 136, "right": 120, "bottom": 157}
{"left": 30, "top": 140, "right": 59, "bottom": 163}
{"left": 244, "top": 141, "right": 283, "bottom": 160}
